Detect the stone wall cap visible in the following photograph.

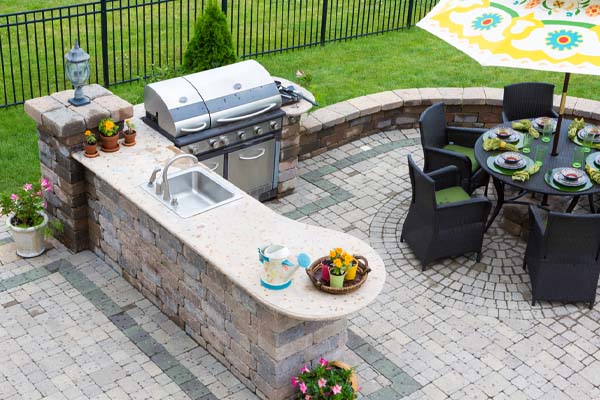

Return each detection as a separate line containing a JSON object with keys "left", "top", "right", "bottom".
{"left": 94, "top": 95, "right": 134, "bottom": 122}
{"left": 436, "top": 87, "right": 464, "bottom": 105}
{"left": 70, "top": 102, "right": 111, "bottom": 130}
{"left": 41, "top": 107, "right": 86, "bottom": 138}
{"left": 310, "top": 107, "right": 345, "bottom": 128}
{"left": 463, "top": 87, "right": 486, "bottom": 105}
{"left": 346, "top": 95, "right": 382, "bottom": 117}
{"left": 82, "top": 84, "right": 113, "bottom": 100}
{"left": 326, "top": 101, "right": 360, "bottom": 121}
{"left": 367, "top": 91, "right": 403, "bottom": 111}
{"left": 417, "top": 88, "right": 444, "bottom": 105}
{"left": 392, "top": 88, "right": 422, "bottom": 106}
{"left": 483, "top": 87, "right": 504, "bottom": 106}
{"left": 300, "top": 114, "right": 323, "bottom": 134}
{"left": 24, "top": 96, "right": 64, "bottom": 125}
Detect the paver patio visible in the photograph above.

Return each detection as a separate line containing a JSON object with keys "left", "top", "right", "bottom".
{"left": 2, "top": 128, "right": 600, "bottom": 399}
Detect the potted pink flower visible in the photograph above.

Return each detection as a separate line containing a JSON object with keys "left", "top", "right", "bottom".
{"left": 291, "top": 357, "right": 359, "bottom": 399}
{"left": 0, "top": 179, "right": 62, "bottom": 257}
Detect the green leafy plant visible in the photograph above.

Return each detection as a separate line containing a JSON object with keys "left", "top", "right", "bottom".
{"left": 98, "top": 118, "right": 119, "bottom": 137}
{"left": 183, "top": 1, "right": 237, "bottom": 72}
{"left": 125, "top": 118, "right": 136, "bottom": 132}
{"left": 84, "top": 129, "right": 97, "bottom": 145}
{"left": 0, "top": 179, "right": 62, "bottom": 236}
{"left": 291, "top": 357, "right": 357, "bottom": 399}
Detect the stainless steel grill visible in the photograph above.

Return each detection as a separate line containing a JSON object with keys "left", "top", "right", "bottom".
{"left": 143, "top": 60, "right": 285, "bottom": 201}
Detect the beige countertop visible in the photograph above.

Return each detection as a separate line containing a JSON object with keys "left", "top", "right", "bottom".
{"left": 73, "top": 105, "right": 385, "bottom": 321}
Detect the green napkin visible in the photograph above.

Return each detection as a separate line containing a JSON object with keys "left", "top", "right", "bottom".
{"left": 512, "top": 119, "right": 540, "bottom": 139}
{"left": 483, "top": 137, "right": 519, "bottom": 152}
{"left": 568, "top": 118, "right": 586, "bottom": 140}
{"left": 512, "top": 163, "right": 541, "bottom": 182}
{"left": 586, "top": 164, "right": 600, "bottom": 184}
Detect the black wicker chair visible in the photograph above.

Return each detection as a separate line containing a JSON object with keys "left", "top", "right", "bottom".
{"left": 502, "top": 82, "right": 559, "bottom": 123}
{"left": 419, "top": 102, "right": 489, "bottom": 195}
{"left": 524, "top": 206, "right": 600, "bottom": 309}
{"left": 401, "top": 156, "right": 492, "bottom": 269}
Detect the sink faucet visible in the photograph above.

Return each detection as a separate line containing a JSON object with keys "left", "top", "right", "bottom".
{"left": 161, "top": 153, "right": 198, "bottom": 202}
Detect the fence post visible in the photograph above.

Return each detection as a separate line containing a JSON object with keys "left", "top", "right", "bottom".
{"left": 320, "top": 0, "right": 328, "bottom": 46}
{"left": 406, "top": 0, "right": 415, "bottom": 28}
{"left": 100, "top": 0, "right": 110, "bottom": 87}
{"left": 221, "top": 0, "right": 227, "bottom": 14}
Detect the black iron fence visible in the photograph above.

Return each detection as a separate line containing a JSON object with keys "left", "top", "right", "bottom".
{"left": 0, "top": 0, "right": 435, "bottom": 108}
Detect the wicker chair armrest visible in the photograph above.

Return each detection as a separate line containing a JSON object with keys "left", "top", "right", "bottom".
{"left": 550, "top": 109, "right": 559, "bottom": 118}
{"left": 447, "top": 126, "right": 487, "bottom": 147}
{"left": 502, "top": 111, "right": 510, "bottom": 124}
{"left": 529, "top": 205, "right": 546, "bottom": 237}
{"left": 423, "top": 147, "right": 471, "bottom": 183}
{"left": 437, "top": 197, "right": 492, "bottom": 226}
{"left": 427, "top": 165, "right": 461, "bottom": 190}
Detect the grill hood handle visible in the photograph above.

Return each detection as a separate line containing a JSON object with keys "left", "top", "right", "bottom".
{"left": 217, "top": 103, "right": 277, "bottom": 123}
{"left": 180, "top": 122, "right": 208, "bottom": 133}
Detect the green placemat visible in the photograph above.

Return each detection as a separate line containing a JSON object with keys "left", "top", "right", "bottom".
{"left": 483, "top": 131, "right": 524, "bottom": 148}
{"left": 544, "top": 168, "right": 593, "bottom": 193}
{"left": 486, "top": 155, "right": 534, "bottom": 176}
{"left": 572, "top": 135, "right": 600, "bottom": 150}
{"left": 585, "top": 152, "right": 600, "bottom": 171}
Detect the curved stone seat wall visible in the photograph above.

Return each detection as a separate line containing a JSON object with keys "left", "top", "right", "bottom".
{"left": 296, "top": 87, "right": 600, "bottom": 160}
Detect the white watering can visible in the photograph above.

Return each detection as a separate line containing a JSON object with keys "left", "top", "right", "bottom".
{"left": 258, "top": 244, "right": 311, "bottom": 290}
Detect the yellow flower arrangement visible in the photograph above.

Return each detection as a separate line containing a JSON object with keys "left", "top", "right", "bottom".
{"left": 327, "top": 247, "right": 356, "bottom": 276}
{"left": 84, "top": 129, "right": 97, "bottom": 145}
{"left": 98, "top": 117, "right": 119, "bottom": 137}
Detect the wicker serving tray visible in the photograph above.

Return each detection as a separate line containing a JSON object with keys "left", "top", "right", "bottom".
{"left": 306, "top": 255, "right": 370, "bottom": 294}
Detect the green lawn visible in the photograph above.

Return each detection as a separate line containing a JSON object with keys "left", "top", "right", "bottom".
{"left": 2, "top": 27, "right": 600, "bottom": 195}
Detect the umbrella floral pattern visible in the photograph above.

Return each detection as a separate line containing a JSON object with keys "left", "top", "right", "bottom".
{"left": 417, "top": 0, "right": 600, "bottom": 75}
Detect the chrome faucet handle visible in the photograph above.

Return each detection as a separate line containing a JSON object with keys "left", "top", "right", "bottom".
{"left": 148, "top": 166, "right": 162, "bottom": 186}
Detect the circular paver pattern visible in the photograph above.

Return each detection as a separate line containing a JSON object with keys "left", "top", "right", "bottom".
{"left": 369, "top": 191, "right": 599, "bottom": 320}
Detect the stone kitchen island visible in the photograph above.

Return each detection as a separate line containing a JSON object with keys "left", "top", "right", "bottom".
{"left": 27, "top": 91, "right": 385, "bottom": 399}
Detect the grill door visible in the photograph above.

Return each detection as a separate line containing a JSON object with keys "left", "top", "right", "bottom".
{"left": 227, "top": 138, "right": 276, "bottom": 199}
{"left": 200, "top": 154, "right": 224, "bottom": 177}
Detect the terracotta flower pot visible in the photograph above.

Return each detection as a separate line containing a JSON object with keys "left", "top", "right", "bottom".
{"left": 330, "top": 361, "right": 359, "bottom": 393}
{"left": 123, "top": 131, "right": 137, "bottom": 147}
{"left": 6, "top": 211, "right": 48, "bottom": 258}
{"left": 100, "top": 134, "right": 119, "bottom": 152}
{"left": 84, "top": 143, "right": 99, "bottom": 158}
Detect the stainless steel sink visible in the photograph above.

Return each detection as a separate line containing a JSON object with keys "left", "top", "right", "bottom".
{"left": 142, "top": 166, "right": 242, "bottom": 218}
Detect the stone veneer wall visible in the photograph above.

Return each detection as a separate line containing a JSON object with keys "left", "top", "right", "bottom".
{"left": 84, "top": 170, "right": 347, "bottom": 399}
{"left": 297, "top": 87, "right": 600, "bottom": 160}
{"left": 24, "top": 85, "right": 133, "bottom": 252}
{"left": 278, "top": 113, "right": 301, "bottom": 197}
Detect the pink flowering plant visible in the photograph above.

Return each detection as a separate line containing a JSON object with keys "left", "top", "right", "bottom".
{"left": 0, "top": 179, "right": 61, "bottom": 233}
{"left": 291, "top": 357, "right": 356, "bottom": 399}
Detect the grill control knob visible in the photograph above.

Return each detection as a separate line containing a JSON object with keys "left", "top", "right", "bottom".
{"left": 219, "top": 135, "right": 230, "bottom": 146}
{"left": 270, "top": 121, "right": 280, "bottom": 130}
{"left": 209, "top": 138, "right": 221, "bottom": 149}
{"left": 237, "top": 131, "right": 247, "bottom": 140}
{"left": 254, "top": 126, "right": 264, "bottom": 135}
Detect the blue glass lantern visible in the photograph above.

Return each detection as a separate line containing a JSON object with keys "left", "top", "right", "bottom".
{"left": 64, "top": 40, "right": 91, "bottom": 106}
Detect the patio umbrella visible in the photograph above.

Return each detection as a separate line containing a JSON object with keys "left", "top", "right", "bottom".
{"left": 416, "top": 0, "right": 600, "bottom": 155}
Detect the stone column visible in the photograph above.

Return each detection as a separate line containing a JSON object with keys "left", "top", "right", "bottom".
{"left": 24, "top": 84, "right": 133, "bottom": 252}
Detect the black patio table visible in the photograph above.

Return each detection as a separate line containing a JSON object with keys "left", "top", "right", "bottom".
{"left": 474, "top": 119, "right": 600, "bottom": 231}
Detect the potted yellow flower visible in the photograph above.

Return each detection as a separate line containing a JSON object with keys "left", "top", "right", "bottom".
{"left": 83, "top": 129, "right": 99, "bottom": 158}
{"left": 324, "top": 248, "right": 355, "bottom": 288}
{"left": 123, "top": 118, "right": 137, "bottom": 146}
{"left": 98, "top": 117, "right": 120, "bottom": 152}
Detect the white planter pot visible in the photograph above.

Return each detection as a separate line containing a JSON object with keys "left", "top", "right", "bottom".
{"left": 6, "top": 212, "right": 48, "bottom": 258}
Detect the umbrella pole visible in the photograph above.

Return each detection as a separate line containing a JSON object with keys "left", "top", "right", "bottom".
{"left": 551, "top": 72, "right": 571, "bottom": 156}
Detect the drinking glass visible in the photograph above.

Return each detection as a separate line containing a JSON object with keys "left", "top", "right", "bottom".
{"left": 582, "top": 130, "right": 594, "bottom": 153}
{"left": 572, "top": 147, "right": 585, "bottom": 169}
{"left": 541, "top": 122, "right": 553, "bottom": 143}
{"left": 534, "top": 144, "right": 547, "bottom": 167}
{"left": 521, "top": 134, "right": 532, "bottom": 154}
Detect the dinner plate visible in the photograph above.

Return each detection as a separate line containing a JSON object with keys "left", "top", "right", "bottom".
{"left": 534, "top": 117, "right": 557, "bottom": 131}
{"left": 494, "top": 152, "right": 526, "bottom": 170}
{"left": 553, "top": 168, "right": 587, "bottom": 187}
{"left": 577, "top": 126, "right": 600, "bottom": 143}
{"left": 487, "top": 128, "right": 521, "bottom": 143}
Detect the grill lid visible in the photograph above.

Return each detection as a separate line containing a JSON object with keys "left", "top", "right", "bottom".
{"left": 144, "top": 60, "right": 282, "bottom": 138}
